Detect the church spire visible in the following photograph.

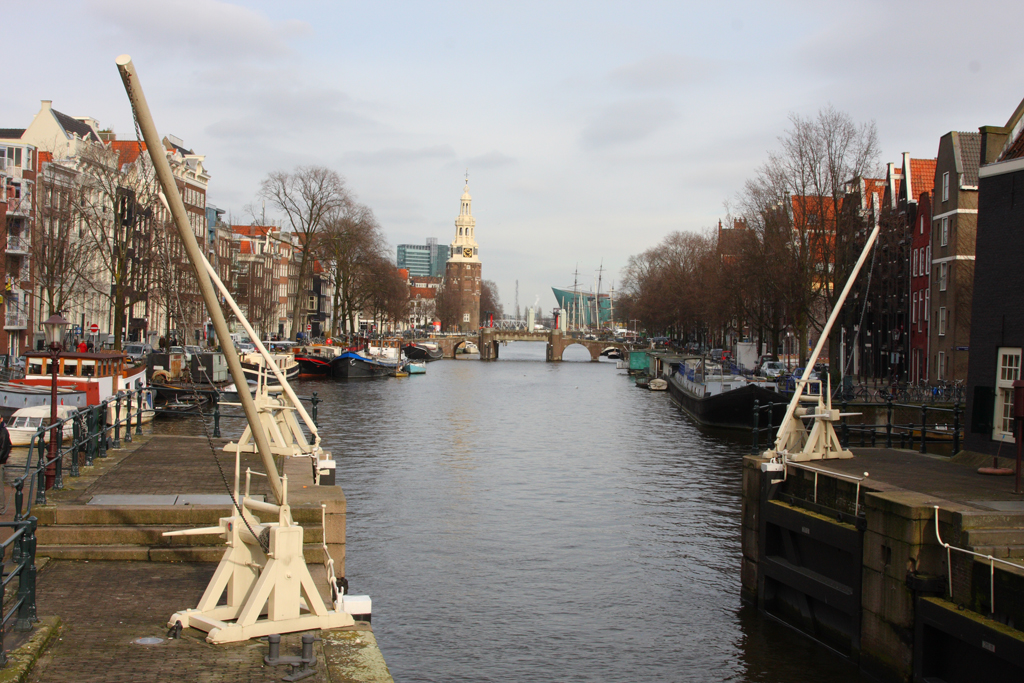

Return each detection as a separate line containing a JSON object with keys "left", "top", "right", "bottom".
{"left": 451, "top": 176, "right": 478, "bottom": 262}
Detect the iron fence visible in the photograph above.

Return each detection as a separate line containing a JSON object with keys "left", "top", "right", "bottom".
{"left": 0, "top": 386, "right": 151, "bottom": 665}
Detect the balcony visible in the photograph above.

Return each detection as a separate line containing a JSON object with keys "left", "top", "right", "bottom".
{"left": 4, "top": 305, "right": 27, "bottom": 330}
{"left": 5, "top": 235, "right": 29, "bottom": 255}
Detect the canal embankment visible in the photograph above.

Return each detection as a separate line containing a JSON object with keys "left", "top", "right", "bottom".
{"left": 743, "top": 446, "right": 1024, "bottom": 682}
{"left": 0, "top": 432, "right": 392, "bottom": 682}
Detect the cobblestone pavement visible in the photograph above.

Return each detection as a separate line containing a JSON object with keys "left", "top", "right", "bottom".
{"left": 28, "top": 560, "right": 339, "bottom": 683}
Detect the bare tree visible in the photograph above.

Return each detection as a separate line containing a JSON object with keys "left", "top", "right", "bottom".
{"left": 433, "top": 279, "right": 461, "bottom": 332}
{"left": 31, "top": 161, "right": 91, "bottom": 321}
{"left": 479, "top": 280, "right": 503, "bottom": 325}
{"left": 72, "top": 142, "right": 160, "bottom": 350}
{"left": 736, "top": 105, "right": 879, "bottom": 367}
{"left": 319, "top": 201, "right": 386, "bottom": 336}
{"left": 260, "top": 167, "right": 351, "bottom": 340}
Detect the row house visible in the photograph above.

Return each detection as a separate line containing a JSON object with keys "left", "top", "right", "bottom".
{"left": 408, "top": 274, "right": 441, "bottom": 329}
{"left": 0, "top": 133, "right": 36, "bottom": 359}
{"left": 964, "top": 94, "right": 1024, "bottom": 455}
{"left": 928, "top": 131, "right": 980, "bottom": 384}
{"left": 16, "top": 100, "right": 210, "bottom": 348}
{"left": 838, "top": 175, "right": 885, "bottom": 378}
{"left": 874, "top": 155, "right": 936, "bottom": 384}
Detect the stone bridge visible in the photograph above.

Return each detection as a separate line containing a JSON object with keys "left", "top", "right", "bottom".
{"left": 434, "top": 330, "right": 624, "bottom": 361}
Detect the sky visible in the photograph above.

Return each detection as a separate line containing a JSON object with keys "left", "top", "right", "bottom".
{"left": 4, "top": 1, "right": 1024, "bottom": 317}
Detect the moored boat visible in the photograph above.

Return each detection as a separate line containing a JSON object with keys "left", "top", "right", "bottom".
{"left": 667, "top": 357, "right": 788, "bottom": 430}
{"left": 407, "top": 361, "right": 426, "bottom": 375}
{"left": 8, "top": 404, "right": 79, "bottom": 446}
{"left": 0, "top": 381, "right": 87, "bottom": 418}
{"left": 16, "top": 351, "right": 147, "bottom": 406}
{"left": 402, "top": 342, "right": 443, "bottom": 362}
{"left": 240, "top": 351, "right": 300, "bottom": 382}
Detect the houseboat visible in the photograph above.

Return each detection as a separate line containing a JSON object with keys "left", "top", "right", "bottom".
{"left": 15, "top": 351, "right": 147, "bottom": 406}
{"left": 666, "top": 356, "right": 788, "bottom": 431}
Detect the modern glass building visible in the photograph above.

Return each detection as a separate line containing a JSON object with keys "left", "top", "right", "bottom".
{"left": 398, "top": 238, "right": 448, "bottom": 277}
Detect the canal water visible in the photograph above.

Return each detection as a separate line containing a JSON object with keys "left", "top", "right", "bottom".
{"left": 288, "top": 343, "right": 871, "bottom": 681}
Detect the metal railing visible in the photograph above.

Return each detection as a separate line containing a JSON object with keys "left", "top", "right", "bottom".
{"left": 0, "top": 386, "right": 152, "bottom": 666}
{"left": 751, "top": 398, "right": 964, "bottom": 456}
{"left": 933, "top": 505, "right": 1024, "bottom": 615}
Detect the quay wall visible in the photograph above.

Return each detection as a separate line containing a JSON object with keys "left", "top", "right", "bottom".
{"left": 742, "top": 455, "right": 1024, "bottom": 682}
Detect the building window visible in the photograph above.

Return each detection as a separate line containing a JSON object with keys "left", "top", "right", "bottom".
{"left": 938, "top": 307, "right": 946, "bottom": 336}
{"left": 912, "top": 292, "right": 918, "bottom": 323}
{"left": 925, "top": 290, "right": 930, "bottom": 321}
{"left": 940, "top": 217, "right": 948, "bottom": 246}
{"left": 939, "top": 262, "right": 948, "bottom": 291}
{"left": 920, "top": 215, "right": 925, "bottom": 235}
{"left": 994, "top": 347, "right": 1022, "bottom": 441}
{"left": 942, "top": 172, "right": 949, "bottom": 202}
{"left": 937, "top": 351, "right": 945, "bottom": 381}
{"left": 912, "top": 250, "right": 918, "bottom": 277}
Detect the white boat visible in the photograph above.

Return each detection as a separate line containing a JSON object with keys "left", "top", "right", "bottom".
{"left": 648, "top": 378, "right": 668, "bottom": 391}
{"left": 106, "top": 388, "right": 156, "bottom": 427}
{"left": 8, "top": 405, "right": 79, "bottom": 446}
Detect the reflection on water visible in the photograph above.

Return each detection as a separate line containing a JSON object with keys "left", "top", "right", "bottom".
{"left": 195, "top": 343, "right": 870, "bottom": 682}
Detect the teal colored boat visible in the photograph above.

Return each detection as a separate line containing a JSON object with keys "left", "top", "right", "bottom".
{"left": 407, "top": 361, "right": 426, "bottom": 375}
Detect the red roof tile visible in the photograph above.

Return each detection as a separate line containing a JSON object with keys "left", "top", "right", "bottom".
{"left": 908, "top": 158, "right": 936, "bottom": 201}
{"left": 109, "top": 140, "right": 146, "bottom": 167}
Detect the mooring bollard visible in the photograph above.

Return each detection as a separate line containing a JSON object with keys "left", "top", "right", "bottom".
{"left": 920, "top": 404, "right": 928, "bottom": 454}
{"left": 311, "top": 392, "right": 320, "bottom": 427}
{"left": 751, "top": 400, "right": 760, "bottom": 455}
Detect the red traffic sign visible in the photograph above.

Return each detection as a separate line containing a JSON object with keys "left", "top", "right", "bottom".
{"left": 89, "top": 323, "right": 99, "bottom": 334}
{"left": 306, "top": 323, "right": 312, "bottom": 332}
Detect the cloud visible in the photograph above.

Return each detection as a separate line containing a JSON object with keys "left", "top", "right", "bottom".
{"left": 607, "top": 54, "right": 709, "bottom": 90}
{"left": 88, "top": 0, "right": 311, "bottom": 61}
{"left": 581, "top": 99, "right": 677, "bottom": 149}
{"left": 343, "top": 145, "right": 456, "bottom": 166}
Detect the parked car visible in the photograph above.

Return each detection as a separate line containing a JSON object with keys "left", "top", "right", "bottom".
{"left": 123, "top": 343, "right": 153, "bottom": 363}
{"left": 753, "top": 354, "right": 779, "bottom": 376}
{"left": 759, "top": 361, "right": 787, "bottom": 379}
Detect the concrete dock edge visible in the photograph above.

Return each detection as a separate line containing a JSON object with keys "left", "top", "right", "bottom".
{"left": 0, "top": 616, "right": 62, "bottom": 683}
{"left": 322, "top": 626, "right": 394, "bottom": 682}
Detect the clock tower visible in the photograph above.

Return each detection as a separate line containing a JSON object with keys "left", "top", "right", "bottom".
{"left": 444, "top": 180, "right": 481, "bottom": 332}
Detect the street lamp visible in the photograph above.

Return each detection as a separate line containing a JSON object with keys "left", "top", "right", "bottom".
{"left": 42, "top": 313, "right": 69, "bottom": 491}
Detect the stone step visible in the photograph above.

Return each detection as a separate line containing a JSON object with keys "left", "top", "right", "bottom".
{"left": 964, "top": 545, "right": 1024, "bottom": 561}
{"left": 33, "top": 505, "right": 326, "bottom": 527}
{"left": 957, "top": 511, "right": 1024, "bottom": 530}
{"left": 36, "top": 524, "right": 324, "bottom": 547}
{"left": 963, "top": 528, "right": 1024, "bottom": 547}
{"left": 36, "top": 543, "right": 326, "bottom": 563}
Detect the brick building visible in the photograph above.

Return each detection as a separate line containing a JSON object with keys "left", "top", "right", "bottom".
{"left": 965, "top": 95, "right": 1024, "bottom": 454}
{"left": 444, "top": 181, "right": 481, "bottom": 333}
{"left": 928, "top": 131, "right": 980, "bottom": 384}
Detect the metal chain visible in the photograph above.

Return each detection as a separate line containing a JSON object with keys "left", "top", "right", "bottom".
{"left": 125, "top": 72, "right": 269, "bottom": 553}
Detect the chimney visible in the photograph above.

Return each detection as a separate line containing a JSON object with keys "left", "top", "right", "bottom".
{"left": 41, "top": 100, "right": 52, "bottom": 111}
{"left": 979, "top": 125, "right": 1010, "bottom": 165}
